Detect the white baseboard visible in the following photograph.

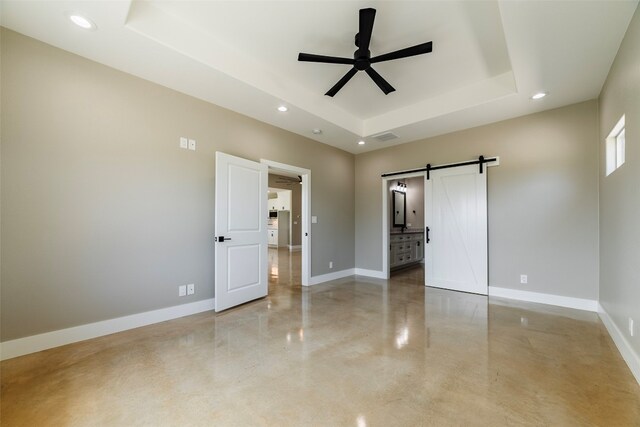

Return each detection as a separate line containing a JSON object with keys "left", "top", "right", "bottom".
{"left": 598, "top": 303, "right": 640, "bottom": 385}
{"left": 289, "top": 245, "right": 302, "bottom": 252}
{"left": 308, "top": 268, "right": 355, "bottom": 286}
{"left": 0, "top": 298, "right": 215, "bottom": 361}
{"left": 488, "top": 287, "right": 598, "bottom": 312}
{"left": 354, "top": 268, "right": 388, "bottom": 279}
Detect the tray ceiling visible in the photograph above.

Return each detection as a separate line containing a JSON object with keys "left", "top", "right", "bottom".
{"left": 1, "top": 1, "right": 638, "bottom": 153}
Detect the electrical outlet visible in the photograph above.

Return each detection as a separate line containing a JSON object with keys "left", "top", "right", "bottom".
{"left": 178, "top": 285, "right": 187, "bottom": 297}
{"left": 179, "top": 137, "right": 188, "bottom": 149}
{"left": 520, "top": 274, "right": 528, "bottom": 284}
{"left": 187, "top": 284, "right": 195, "bottom": 295}
{"left": 629, "top": 318, "right": 635, "bottom": 337}
{"left": 188, "top": 139, "right": 196, "bottom": 151}
{"left": 329, "top": 261, "right": 333, "bottom": 269}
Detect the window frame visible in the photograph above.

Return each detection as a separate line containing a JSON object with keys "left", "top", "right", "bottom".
{"left": 606, "top": 115, "right": 625, "bottom": 176}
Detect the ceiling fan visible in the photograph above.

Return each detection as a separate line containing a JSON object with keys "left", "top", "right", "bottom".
{"left": 298, "top": 8, "right": 433, "bottom": 97}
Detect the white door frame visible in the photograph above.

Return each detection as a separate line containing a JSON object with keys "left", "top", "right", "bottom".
{"left": 381, "top": 171, "right": 427, "bottom": 279}
{"left": 261, "top": 159, "right": 311, "bottom": 287}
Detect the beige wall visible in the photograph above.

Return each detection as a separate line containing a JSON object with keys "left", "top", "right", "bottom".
{"left": 268, "top": 174, "right": 302, "bottom": 246}
{"left": 356, "top": 101, "right": 600, "bottom": 299}
{"left": 0, "top": 29, "right": 355, "bottom": 341}
{"left": 598, "top": 6, "right": 640, "bottom": 356}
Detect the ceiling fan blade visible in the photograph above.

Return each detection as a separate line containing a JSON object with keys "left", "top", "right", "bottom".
{"left": 298, "top": 53, "right": 354, "bottom": 65}
{"left": 358, "top": 8, "right": 376, "bottom": 52}
{"left": 370, "top": 41, "right": 433, "bottom": 64}
{"left": 365, "top": 67, "right": 395, "bottom": 95}
{"left": 325, "top": 67, "right": 358, "bottom": 97}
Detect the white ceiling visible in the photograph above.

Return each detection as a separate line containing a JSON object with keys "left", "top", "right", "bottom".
{"left": 1, "top": 1, "right": 638, "bottom": 154}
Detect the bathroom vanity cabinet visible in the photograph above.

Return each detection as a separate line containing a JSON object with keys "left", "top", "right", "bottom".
{"left": 390, "top": 232, "right": 424, "bottom": 270}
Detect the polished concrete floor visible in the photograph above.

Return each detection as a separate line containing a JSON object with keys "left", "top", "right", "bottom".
{"left": 2, "top": 249, "right": 639, "bottom": 426}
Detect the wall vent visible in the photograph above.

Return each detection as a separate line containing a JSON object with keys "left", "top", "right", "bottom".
{"left": 372, "top": 132, "right": 398, "bottom": 142}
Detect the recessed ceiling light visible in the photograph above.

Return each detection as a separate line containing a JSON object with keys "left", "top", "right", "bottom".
{"left": 358, "top": 140, "right": 366, "bottom": 145}
{"left": 277, "top": 106, "right": 288, "bottom": 112}
{"left": 312, "top": 128, "right": 322, "bottom": 135}
{"left": 531, "top": 92, "right": 547, "bottom": 100}
{"left": 68, "top": 14, "right": 96, "bottom": 30}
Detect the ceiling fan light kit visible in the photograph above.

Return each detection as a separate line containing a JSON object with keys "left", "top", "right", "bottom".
{"left": 298, "top": 8, "right": 433, "bottom": 97}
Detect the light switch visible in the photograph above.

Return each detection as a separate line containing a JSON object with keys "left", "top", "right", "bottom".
{"left": 179, "top": 137, "right": 188, "bottom": 149}
{"left": 188, "top": 139, "right": 196, "bottom": 151}
{"left": 311, "top": 216, "right": 318, "bottom": 224}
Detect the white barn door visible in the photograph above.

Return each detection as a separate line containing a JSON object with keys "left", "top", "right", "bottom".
{"left": 425, "top": 164, "right": 488, "bottom": 295}
{"left": 215, "top": 152, "right": 268, "bottom": 311}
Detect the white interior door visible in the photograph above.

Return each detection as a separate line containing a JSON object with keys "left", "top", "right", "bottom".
{"left": 425, "top": 164, "right": 488, "bottom": 295}
{"left": 215, "top": 152, "right": 268, "bottom": 311}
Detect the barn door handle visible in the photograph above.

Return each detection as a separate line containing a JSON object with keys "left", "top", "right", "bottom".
{"left": 215, "top": 236, "right": 231, "bottom": 242}
{"left": 425, "top": 227, "right": 430, "bottom": 244}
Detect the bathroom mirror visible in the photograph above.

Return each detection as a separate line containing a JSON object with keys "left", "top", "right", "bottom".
{"left": 393, "top": 190, "right": 406, "bottom": 227}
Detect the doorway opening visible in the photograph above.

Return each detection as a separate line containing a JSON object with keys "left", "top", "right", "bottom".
{"left": 267, "top": 178, "right": 298, "bottom": 289}
{"left": 381, "top": 171, "right": 426, "bottom": 281}
{"left": 388, "top": 176, "right": 426, "bottom": 281}
{"left": 261, "top": 159, "right": 311, "bottom": 288}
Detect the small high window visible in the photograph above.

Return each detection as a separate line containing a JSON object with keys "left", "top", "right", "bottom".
{"left": 606, "top": 115, "right": 625, "bottom": 176}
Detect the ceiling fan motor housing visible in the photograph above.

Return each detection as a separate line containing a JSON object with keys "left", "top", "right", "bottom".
{"left": 354, "top": 49, "right": 371, "bottom": 70}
